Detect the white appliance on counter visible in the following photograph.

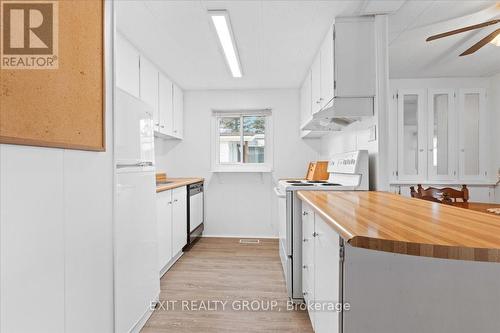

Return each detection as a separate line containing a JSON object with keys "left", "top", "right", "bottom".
{"left": 274, "top": 150, "right": 369, "bottom": 302}
{"left": 114, "top": 89, "right": 159, "bottom": 333}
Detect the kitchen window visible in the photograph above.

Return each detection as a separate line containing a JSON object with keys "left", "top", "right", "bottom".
{"left": 212, "top": 110, "right": 273, "bottom": 172}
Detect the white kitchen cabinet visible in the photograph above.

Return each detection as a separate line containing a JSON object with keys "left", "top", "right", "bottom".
{"left": 314, "top": 215, "right": 340, "bottom": 333}
{"left": 300, "top": 70, "right": 312, "bottom": 128}
{"left": 301, "top": 205, "right": 315, "bottom": 329}
{"left": 172, "top": 84, "right": 184, "bottom": 139}
{"left": 139, "top": 56, "right": 159, "bottom": 130}
{"left": 172, "top": 187, "right": 187, "bottom": 254}
{"left": 311, "top": 53, "right": 322, "bottom": 115}
{"left": 458, "top": 88, "right": 488, "bottom": 181}
{"left": 392, "top": 86, "right": 491, "bottom": 184}
{"left": 397, "top": 89, "right": 427, "bottom": 181}
{"left": 156, "top": 190, "right": 173, "bottom": 271}
{"left": 116, "top": 33, "right": 140, "bottom": 98}
{"left": 158, "top": 73, "right": 174, "bottom": 136}
{"left": 156, "top": 186, "right": 187, "bottom": 275}
{"left": 427, "top": 89, "right": 457, "bottom": 181}
{"left": 320, "top": 25, "right": 335, "bottom": 110}
{"left": 302, "top": 203, "right": 341, "bottom": 333}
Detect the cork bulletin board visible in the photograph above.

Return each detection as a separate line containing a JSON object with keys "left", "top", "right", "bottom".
{"left": 0, "top": 0, "right": 105, "bottom": 151}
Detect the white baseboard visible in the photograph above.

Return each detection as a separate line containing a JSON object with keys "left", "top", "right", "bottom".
{"left": 159, "top": 250, "right": 183, "bottom": 278}
{"left": 201, "top": 234, "right": 278, "bottom": 239}
{"left": 129, "top": 294, "right": 158, "bottom": 333}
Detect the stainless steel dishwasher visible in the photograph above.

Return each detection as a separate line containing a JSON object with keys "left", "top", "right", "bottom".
{"left": 185, "top": 181, "right": 204, "bottom": 250}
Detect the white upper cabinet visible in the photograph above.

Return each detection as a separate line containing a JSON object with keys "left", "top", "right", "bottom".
{"left": 139, "top": 56, "right": 159, "bottom": 129}
{"left": 116, "top": 34, "right": 140, "bottom": 97}
{"left": 158, "top": 73, "right": 174, "bottom": 136}
{"left": 334, "top": 17, "right": 376, "bottom": 97}
{"left": 427, "top": 89, "right": 456, "bottom": 181}
{"left": 311, "top": 53, "right": 322, "bottom": 115}
{"left": 458, "top": 88, "right": 487, "bottom": 181}
{"left": 320, "top": 25, "right": 335, "bottom": 109}
{"left": 300, "top": 17, "right": 376, "bottom": 135}
{"left": 172, "top": 84, "right": 184, "bottom": 139}
{"left": 397, "top": 90, "right": 427, "bottom": 181}
{"left": 300, "top": 71, "right": 312, "bottom": 128}
{"left": 116, "top": 34, "right": 184, "bottom": 140}
{"left": 392, "top": 85, "right": 490, "bottom": 184}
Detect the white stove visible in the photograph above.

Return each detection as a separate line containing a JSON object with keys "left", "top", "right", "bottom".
{"left": 274, "top": 150, "right": 369, "bottom": 302}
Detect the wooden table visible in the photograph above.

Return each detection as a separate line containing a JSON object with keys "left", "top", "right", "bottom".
{"left": 449, "top": 202, "right": 500, "bottom": 215}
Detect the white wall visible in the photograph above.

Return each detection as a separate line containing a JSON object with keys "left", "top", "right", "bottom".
{"left": 155, "top": 89, "right": 320, "bottom": 238}
{"left": 0, "top": 2, "right": 114, "bottom": 332}
{"left": 492, "top": 73, "right": 500, "bottom": 202}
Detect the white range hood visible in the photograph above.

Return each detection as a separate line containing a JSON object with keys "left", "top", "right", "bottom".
{"left": 301, "top": 97, "right": 374, "bottom": 131}
{"left": 300, "top": 16, "right": 376, "bottom": 132}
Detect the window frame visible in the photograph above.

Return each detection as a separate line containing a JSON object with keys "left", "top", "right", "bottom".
{"left": 211, "top": 110, "right": 273, "bottom": 173}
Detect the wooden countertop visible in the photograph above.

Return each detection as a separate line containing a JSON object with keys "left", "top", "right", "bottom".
{"left": 297, "top": 191, "right": 500, "bottom": 263}
{"left": 156, "top": 178, "right": 204, "bottom": 193}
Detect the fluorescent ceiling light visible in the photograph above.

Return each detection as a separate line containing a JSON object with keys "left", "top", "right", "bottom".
{"left": 209, "top": 10, "right": 242, "bottom": 78}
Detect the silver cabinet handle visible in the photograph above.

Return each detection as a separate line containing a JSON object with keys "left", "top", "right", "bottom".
{"left": 319, "top": 97, "right": 324, "bottom": 101}
{"left": 173, "top": 199, "right": 178, "bottom": 203}
{"left": 303, "top": 238, "right": 308, "bottom": 242}
{"left": 302, "top": 211, "right": 308, "bottom": 216}
{"left": 168, "top": 201, "right": 172, "bottom": 205}
{"left": 303, "top": 265, "right": 308, "bottom": 269}
{"left": 313, "top": 232, "right": 319, "bottom": 237}
{"left": 303, "top": 291, "right": 308, "bottom": 296}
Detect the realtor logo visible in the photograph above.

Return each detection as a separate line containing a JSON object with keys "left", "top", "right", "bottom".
{"left": 1, "top": 0, "right": 58, "bottom": 69}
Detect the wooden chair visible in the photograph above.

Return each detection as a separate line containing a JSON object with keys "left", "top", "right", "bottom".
{"left": 410, "top": 185, "right": 469, "bottom": 204}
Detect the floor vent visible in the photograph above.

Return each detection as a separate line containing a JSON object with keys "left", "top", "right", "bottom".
{"left": 239, "top": 239, "right": 260, "bottom": 244}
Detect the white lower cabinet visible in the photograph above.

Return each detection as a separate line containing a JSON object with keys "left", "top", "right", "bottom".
{"left": 302, "top": 202, "right": 341, "bottom": 333}
{"left": 156, "top": 186, "right": 187, "bottom": 275}
{"left": 157, "top": 190, "right": 173, "bottom": 271}
{"left": 172, "top": 187, "right": 187, "bottom": 254}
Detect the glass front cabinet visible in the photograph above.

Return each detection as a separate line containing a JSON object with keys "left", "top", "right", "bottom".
{"left": 393, "top": 88, "right": 488, "bottom": 183}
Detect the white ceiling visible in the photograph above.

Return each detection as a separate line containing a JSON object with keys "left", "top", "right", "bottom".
{"left": 116, "top": 1, "right": 500, "bottom": 90}
{"left": 389, "top": 0, "right": 500, "bottom": 78}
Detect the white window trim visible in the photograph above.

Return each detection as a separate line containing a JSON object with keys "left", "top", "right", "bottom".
{"left": 211, "top": 109, "right": 273, "bottom": 173}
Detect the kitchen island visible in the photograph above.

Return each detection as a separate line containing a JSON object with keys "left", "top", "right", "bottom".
{"left": 297, "top": 191, "right": 500, "bottom": 333}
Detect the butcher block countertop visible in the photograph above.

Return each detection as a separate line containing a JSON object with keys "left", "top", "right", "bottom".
{"left": 297, "top": 191, "right": 500, "bottom": 263}
{"left": 156, "top": 178, "right": 204, "bottom": 193}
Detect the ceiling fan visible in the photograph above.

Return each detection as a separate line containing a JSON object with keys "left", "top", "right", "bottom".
{"left": 426, "top": 19, "right": 500, "bottom": 56}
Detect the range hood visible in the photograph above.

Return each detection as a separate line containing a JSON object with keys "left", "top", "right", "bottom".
{"left": 301, "top": 97, "right": 374, "bottom": 131}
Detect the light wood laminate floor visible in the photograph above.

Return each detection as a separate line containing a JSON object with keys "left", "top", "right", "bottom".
{"left": 141, "top": 237, "right": 313, "bottom": 333}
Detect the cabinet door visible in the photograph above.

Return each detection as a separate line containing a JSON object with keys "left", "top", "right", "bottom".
{"left": 116, "top": 34, "right": 140, "bottom": 97}
{"left": 300, "top": 71, "right": 312, "bottom": 128}
{"left": 301, "top": 204, "right": 315, "bottom": 329}
{"left": 311, "top": 54, "right": 322, "bottom": 115}
{"left": 156, "top": 190, "right": 172, "bottom": 271}
{"left": 427, "top": 89, "right": 456, "bottom": 181}
{"left": 139, "top": 56, "right": 159, "bottom": 130}
{"left": 320, "top": 25, "right": 334, "bottom": 108}
{"left": 397, "top": 89, "right": 427, "bottom": 181}
{"left": 458, "top": 88, "right": 488, "bottom": 181}
{"left": 314, "top": 215, "right": 340, "bottom": 333}
{"left": 158, "top": 73, "right": 173, "bottom": 136}
{"left": 172, "top": 187, "right": 187, "bottom": 255}
{"left": 334, "top": 17, "right": 376, "bottom": 97}
{"left": 173, "top": 84, "right": 184, "bottom": 138}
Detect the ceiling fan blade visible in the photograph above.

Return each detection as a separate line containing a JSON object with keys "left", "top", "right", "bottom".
{"left": 460, "top": 29, "right": 500, "bottom": 56}
{"left": 426, "top": 19, "right": 500, "bottom": 42}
